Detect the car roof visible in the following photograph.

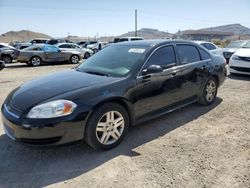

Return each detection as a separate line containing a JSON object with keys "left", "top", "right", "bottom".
{"left": 193, "top": 41, "right": 212, "bottom": 44}
{"left": 113, "top": 39, "right": 199, "bottom": 48}
{"left": 0, "top": 43, "right": 15, "bottom": 49}
{"left": 31, "top": 38, "right": 50, "bottom": 40}
{"left": 56, "top": 43, "right": 78, "bottom": 46}
{"left": 120, "top": 37, "right": 144, "bottom": 39}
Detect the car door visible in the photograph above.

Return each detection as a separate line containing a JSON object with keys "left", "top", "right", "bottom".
{"left": 174, "top": 44, "right": 210, "bottom": 99}
{"left": 133, "top": 45, "right": 185, "bottom": 118}
{"left": 43, "top": 45, "right": 64, "bottom": 62}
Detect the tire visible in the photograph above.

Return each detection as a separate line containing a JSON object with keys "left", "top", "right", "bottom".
{"left": 0, "top": 61, "right": 5, "bottom": 71}
{"left": 70, "top": 55, "right": 80, "bottom": 64}
{"left": 84, "top": 52, "right": 90, "bottom": 59}
{"left": 198, "top": 77, "right": 218, "bottom": 105}
{"left": 85, "top": 103, "right": 129, "bottom": 150}
{"left": 93, "top": 49, "right": 98, "bottom": 54}
{"left": 30, "top": 56, "right": 42, "bottom": 66}
{"left": 2, "top": 55, "right": 12, "bottom": 64}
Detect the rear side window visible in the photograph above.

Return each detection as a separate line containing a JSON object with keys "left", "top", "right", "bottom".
{"left": 131, "top": 38, "right": 143, "bottom": 41}
{"left": 118, "top": 38, "right": 129, "bottom": 42}
{"left": 71, "top": 44, "right": 80, "bottom": 49}
{"left": 146, "top": 46, "right": 176, "bottom": 69}
{"left": 176, "top": 44, "right": 200, "bottom": 64}
{"left": 199, "top": 48, "right": 210, "bottom": 60}
{"left": 59, "top": 44, "right": 71, "bottom": 48}
{"left": 202, "top": 43, "right": 216, "bottom": 50}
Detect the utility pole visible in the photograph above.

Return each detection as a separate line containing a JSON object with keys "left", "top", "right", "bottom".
{"left": 135, "top": 9, "right": 137, "bottom": 37}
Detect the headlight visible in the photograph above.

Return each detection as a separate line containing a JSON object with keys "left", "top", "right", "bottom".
{"left": 232, "top": 55, "right": 241, "bottom": 60}
{"left": 27, "top": 100, "right": 77, "bottom": 119}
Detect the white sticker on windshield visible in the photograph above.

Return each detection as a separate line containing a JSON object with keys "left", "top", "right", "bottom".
{"left": 128, "top": 48, "right": 145, "bottom": 53}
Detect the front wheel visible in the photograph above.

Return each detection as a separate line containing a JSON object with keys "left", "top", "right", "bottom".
{"left": 198, "top": 77, "right": 218, "bottom": 105}
{"left": 84, "top": 103, "right": 129, "bottom": 150}
{"left": 70, "top": 55, "right": 80, "bottom": 64}
{"left": 2, "top": 55, "right": 12, "bottom": 64}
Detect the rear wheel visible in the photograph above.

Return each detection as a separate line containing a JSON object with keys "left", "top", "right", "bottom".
{"left": 70, "top": 55, "right": 80, "bottom": 64}
{"left": 84, "top": 52, "right": 90, "bottom": 59}
{"left": 2, "top": 55, "right": 12, "bottom": 64}
{"left": 84, "top": 103, "right": 129, "bottom": 150}
{"left": 30, "top": 56, "right": 42, "bottom": 66}
{"left": 198, "top": 77, "right": 218, "bottom": 105}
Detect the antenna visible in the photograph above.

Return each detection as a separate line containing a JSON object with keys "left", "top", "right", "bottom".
{"left": 135, "top": 9, "right": 138, "bottom": 37}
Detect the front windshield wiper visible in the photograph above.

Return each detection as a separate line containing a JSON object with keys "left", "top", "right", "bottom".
{"left": 84, "top": 70, "right": 109, "bottom": 77}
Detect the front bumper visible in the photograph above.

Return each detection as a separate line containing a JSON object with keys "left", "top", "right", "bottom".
{"left": 229, "top": 59, "right": 250, "bottom": 75}
{"left": 2, "top": 105, "right": 88, "bottom": 146}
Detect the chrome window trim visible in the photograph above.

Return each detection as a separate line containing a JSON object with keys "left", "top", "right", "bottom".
{"left": 137, "top": 43, "right": 210, "bottom": 78}
{"left": 137, "top": 44, "right": 176, "bottom": 77}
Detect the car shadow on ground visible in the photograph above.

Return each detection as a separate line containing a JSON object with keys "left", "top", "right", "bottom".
{"left": 227, "top": 73, "right": 250, "bottom": 81}
{"left": 0, "top": 98, "right": 222, "bottom": 187}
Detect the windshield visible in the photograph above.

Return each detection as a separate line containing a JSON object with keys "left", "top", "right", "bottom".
{"left": 77, "top": 45, "right": 149, "bottom": 77}
{"left": 226, "top": 41, "right": 246, "bottom": 48}
{"left": 242, "top": 41, "right": 250, "bottom": 48}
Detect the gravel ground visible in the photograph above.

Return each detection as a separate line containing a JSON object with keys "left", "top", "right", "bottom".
{"left": 0, "top": 63, "right": 249, "bottom": 188}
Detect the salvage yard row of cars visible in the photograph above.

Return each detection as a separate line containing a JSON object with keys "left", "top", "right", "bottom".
{"left": 0, "top": 37, "right": 144, "bottom": 66}
{"left": 0, "top": 38, "right": 250, "bottom": 73}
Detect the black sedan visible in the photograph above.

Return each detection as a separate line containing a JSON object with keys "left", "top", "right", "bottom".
{"left": 1, "top": 40, "right": 226, "bottom": 150}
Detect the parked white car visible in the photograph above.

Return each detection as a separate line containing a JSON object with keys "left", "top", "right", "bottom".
{"left": 86, "top": 42, "right": 107, "bottom": 53}
{"left": 223, "top": 40, "right": 248, "bottom": 63}
{"left": 229, "top": 41, "right": 250, "bottom": 75}
{"left": 56, "top": 43, "right": 93, "bottom": 59}
{"left": 194, "top": 41, "right": 223, "bottom": 57}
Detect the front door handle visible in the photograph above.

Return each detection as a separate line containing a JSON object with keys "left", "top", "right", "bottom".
{"left": 171, "top": 72, "right": 177, "bottom": 77}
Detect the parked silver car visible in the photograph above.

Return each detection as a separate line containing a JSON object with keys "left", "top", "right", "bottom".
{"left": 0, "top": 43, "right": 20, "bottom": 63}
{"left": 17, "top": 44, "right": 83, "bottom": 66}
{"left": 56, "top": 43, "right": 93, "bottom": 59}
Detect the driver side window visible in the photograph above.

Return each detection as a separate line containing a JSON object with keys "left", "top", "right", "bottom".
{"left": 145, "top": 45, "right": 176, "bottom": 69}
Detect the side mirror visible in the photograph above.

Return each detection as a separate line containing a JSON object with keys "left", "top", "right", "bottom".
{"left": 142, "top": 65, "right": 163, "bottom": 75}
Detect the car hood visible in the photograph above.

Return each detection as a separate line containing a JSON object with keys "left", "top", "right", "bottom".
{"left": 223, "top": 48, "right": 238, "bottom": 53}
{"left": 7, "top": 69, "right": 119, "bottom": 111}
{"left": 234, "top": 48, "right": 250, "bottom": 57}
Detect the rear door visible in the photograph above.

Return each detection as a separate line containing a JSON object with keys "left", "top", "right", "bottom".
{"left": 43, "top": 46, "right": 64, "bottom": 62}
{"left": 174, "top": 44, "right": 210, "bottom": 99}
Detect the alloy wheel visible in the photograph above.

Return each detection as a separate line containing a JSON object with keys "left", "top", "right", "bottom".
{"left": 205, "top": 80, "right": 216, "bottom": 102}
{"left": 2, "top": 56, "right": 12, "bottom": 64}
{"left": 71, "top": 55, "right": 79, "bottom": 64}
{"left": 95, "top": 111, "right": 125, "bottom": 145}
{"left": 31, "top": 57, "right": 41, "bottom": 66}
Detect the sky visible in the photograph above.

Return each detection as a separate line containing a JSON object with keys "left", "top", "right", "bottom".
{"left": 0, "top": 0, "right": 249, "bottom": 38}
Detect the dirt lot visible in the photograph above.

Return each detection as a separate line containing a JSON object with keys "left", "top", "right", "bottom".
{"left": 0, "top": 63, "right": 249, "bottom": 188}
